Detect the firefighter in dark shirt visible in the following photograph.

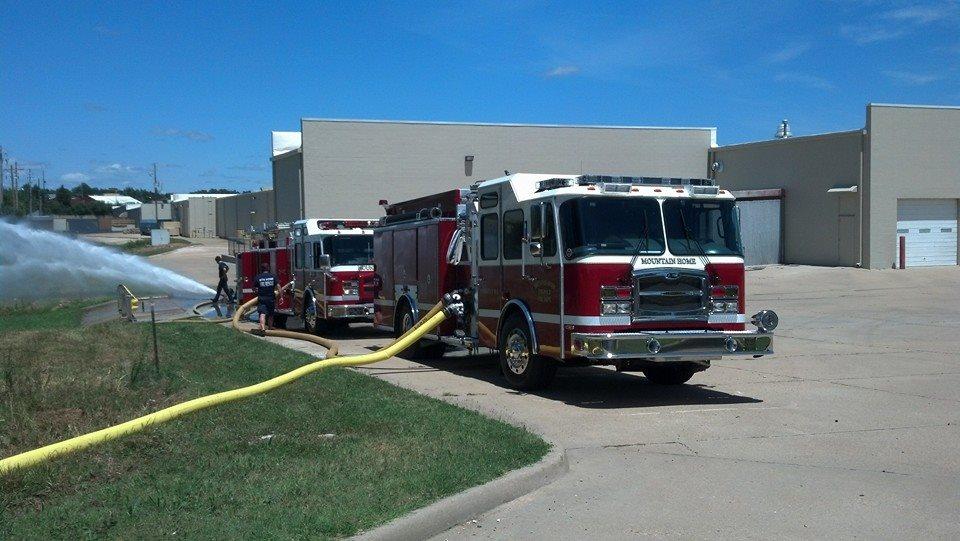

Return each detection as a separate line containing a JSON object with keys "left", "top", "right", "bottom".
{"left": 212, "top": 256, "right": 234, "bottom": 303}
{"left": 254, "top": 262, "right": 279, "bottom": 334}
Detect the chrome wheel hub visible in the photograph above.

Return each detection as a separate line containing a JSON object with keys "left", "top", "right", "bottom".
{"left": 505, "top": 330, "right": 530, "bottom": 375}
{"left": 401, "top": 312, "right": 414, "bottom": 333}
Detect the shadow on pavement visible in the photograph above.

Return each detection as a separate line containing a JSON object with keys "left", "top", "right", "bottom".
{"left": 398, "top": 351, "right": 763, "bottom": 409}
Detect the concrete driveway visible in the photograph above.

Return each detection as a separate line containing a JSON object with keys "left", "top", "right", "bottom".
{"left": 154, "top": 258, "right": 960, "bottom": 538}
{"left": 149, "top": 237, "right": 229, "bottom": 289}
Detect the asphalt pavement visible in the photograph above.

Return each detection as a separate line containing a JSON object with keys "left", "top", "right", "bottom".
{"left": 149, "top": 255, "right": 960, "bottom": 539}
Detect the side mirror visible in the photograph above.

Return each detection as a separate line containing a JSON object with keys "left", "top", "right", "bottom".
{"left": 529, "top": 241, "right": 543, "bottom": 257}
{"left": 317, "top": 254, "right": 332, "bottom": 269}
{"left": 530, "top": 202, "right": 547, "bottom": 241}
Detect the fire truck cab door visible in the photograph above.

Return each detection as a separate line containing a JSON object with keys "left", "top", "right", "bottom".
{"left": 475, "top": 185, "right": 503, "bottom": 347}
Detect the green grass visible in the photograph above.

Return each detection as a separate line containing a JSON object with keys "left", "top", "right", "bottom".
{"left": 119, "top": 237, "right": 191, "bottom": 257}
{"left": 0, "top": 299, "right": 108, "bottom": 334}
{"left": 0, "top": 304, "right": 549, "bottom": 539}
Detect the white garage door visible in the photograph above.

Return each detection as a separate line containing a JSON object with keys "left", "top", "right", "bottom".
{"left": 896, "top": 199, "right": 958, "bottom": 267}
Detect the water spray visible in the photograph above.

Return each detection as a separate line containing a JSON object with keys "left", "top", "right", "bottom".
{"left": 0, "top": 220, "right": 214, "bottom": 302}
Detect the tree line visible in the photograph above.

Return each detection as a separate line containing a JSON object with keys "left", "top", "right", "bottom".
{"left": 0, "top": 183, "right": 238, "bottom": 217}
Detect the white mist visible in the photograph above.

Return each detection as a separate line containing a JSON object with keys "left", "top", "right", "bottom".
{"left": 0, "top": 220, "right": 214, "bottom": 302}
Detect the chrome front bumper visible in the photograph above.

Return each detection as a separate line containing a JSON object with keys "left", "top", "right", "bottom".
{"left": 325, "top": 304, "right": 375, "bottom": 319}
{"left": 570, "top": 330, "right": 773, "bottom": 360}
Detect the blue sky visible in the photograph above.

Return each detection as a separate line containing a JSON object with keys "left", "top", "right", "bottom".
{"left": 2, "top": 0, "right": 958, "bottom": 193}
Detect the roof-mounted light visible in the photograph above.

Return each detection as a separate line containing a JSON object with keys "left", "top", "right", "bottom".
{"left": 601, "top": 183, "right": 631, "bottom": 193}
{"left": 537, "top": 177, "right": 574, "bottom": 191}
{"left": 691, "top": 185, "right": 720, "bottom": 196}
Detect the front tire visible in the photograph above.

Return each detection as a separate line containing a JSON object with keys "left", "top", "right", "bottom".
{"left": 303, "top": 296, "right": 320, "bottom": 335}
{"left": 498, "top": 314, "right": 556, "bottom": 390}
{"left": 642, "top": 363, "right": 699, "bottom": 385}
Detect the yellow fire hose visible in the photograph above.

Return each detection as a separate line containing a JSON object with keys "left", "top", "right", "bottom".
{"left": 0, "top": 296, "right": 459, "bottom": 475}
{"left": 231, "top": 294, "right": 341, "bottom": 358}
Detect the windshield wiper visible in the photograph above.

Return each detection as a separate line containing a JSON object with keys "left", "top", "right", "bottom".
{"left": 628, "top": 209, "right": 651, "bottom": 270}
{"left": 677, "top": 204, "right": 711, "bottom": 268}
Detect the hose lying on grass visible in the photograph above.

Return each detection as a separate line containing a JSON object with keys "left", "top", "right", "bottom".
{"left": 231, "top": 293, "right": 341, "bottom": 358}
{"left": 0, "top": 295, "right": 461, "bottom": 475}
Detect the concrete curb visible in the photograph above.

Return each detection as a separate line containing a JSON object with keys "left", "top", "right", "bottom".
{"left": 353, "top": 444, "right": 568, "bottom": 541}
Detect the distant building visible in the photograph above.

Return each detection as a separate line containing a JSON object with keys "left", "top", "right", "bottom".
{"left": 270, "top": 120, "right": 716, "bottom": 222}
{"left": 87, "top": 194, "right": 142, "bottom": 210}
{"left": 172, "top": 196, "right": 218, "bottom": 238}
{"left": 709, "top": 103, "right": 960, "bottom": 269}
{"left": 215, "top": 190, "right": 275, "bottom": 238}
{"left": 169, "top": 193, "right": 235, "bottom": 203}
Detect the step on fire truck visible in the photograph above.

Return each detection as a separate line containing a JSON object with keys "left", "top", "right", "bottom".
{"left": 373, "top": 174, "right": 779, "bottom": 390}
{"left": 236, "top": 219, "right": 377, "bottom": 331}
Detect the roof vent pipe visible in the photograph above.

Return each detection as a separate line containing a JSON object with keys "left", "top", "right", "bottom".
{"left": 775, "top": 119, "right": 792, "bottom": 139}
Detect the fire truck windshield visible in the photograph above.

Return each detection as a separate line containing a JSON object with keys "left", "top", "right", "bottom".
{"left": 559, "top": 197, "right": 665, "bottom": 259}
{"left": 321, "top": 235, "right": 374, "bottom": 266}
{"left": 663, "top": 199, "right": 743, "bottom": 256}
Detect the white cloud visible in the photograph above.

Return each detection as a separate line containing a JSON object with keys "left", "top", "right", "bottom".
{"left": 229, "top": 164, "right": 266, "bottom": 172}
{"left": 774, "top": 72, "right": 835, "bottom": 91}
{"left": 153, "top": 127, "right": 214, "bottom": 142}
{"left": 883, "top": 70, "right": 941, "bottom": 85}
{"left": 840, "top": 23, "right": 907, "bottom": 44}
{"left": 94, "top": 162, "right": 143, "bottom": 175}
{"left": 544, "top": 65, "right": 580, "bottom": 77}
{"left": 765, "top": 43, "right": 811, "bottom": 63}
{"left": 882, "top": 5, "right": 956, "bottom": 24}
{"left": 60, "top": 172, "right": 91, "bottom": 183}
{"left": 842, "top": 3, "right": 958, "bottom": 45}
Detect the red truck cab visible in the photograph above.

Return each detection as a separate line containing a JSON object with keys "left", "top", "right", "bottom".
{"left": 288, "top": 219, "right": 377, "bottom": 332}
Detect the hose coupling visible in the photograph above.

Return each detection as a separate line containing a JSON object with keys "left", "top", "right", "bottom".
{"left": 442, "top": 291, "right": 465, "bottom": 317}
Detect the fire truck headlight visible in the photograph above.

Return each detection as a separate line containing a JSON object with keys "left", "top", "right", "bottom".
{"left": 711, "top": 300, "right": 739, "bottom": 313}
{"left": 751, "top": 310, "right": 779, "bottom": 333}
{"left": 342, "top": 280, "right": 359, "bottom": 296}
{"left": 602, "top": 301, "right": 632, "bottom": 315}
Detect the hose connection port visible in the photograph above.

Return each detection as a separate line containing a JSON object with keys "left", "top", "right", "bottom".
{"left": 751, "top": 310, "right": 779, "bottom": 333}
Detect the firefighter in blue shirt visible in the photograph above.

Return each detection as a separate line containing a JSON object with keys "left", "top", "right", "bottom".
{"left": 254, "top": 262, "right": 279, "bottom": 335}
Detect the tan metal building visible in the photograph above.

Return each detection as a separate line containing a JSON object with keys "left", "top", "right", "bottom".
{"left": 271, "top": 119, "right": 717, "bottom": 223}
{"left": 709, "top": 104, "right": 960, "bottom": 269}
{"left": 215, "top": 190, "right": 275, "bottom": 238}
{"left": 172, "top": 196, "right": 218, "bottom": 238}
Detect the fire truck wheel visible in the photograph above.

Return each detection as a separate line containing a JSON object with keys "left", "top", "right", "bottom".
{"left": 642, "top": 363, "right": 699, "bottom": 385}
{"left": 303, "top": 296, "right": 320, "bottom": 334}
{"left": 498, "top": 314, "right": 557, "bottom": 390}
{"left": 395, "top": 303, "right": 427, "bottom": 359}
{"left": 272, "top": 314, "right": 288, "bottom": 330}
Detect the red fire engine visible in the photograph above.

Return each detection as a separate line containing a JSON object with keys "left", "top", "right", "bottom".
{"left": 235, "top": 219, "right": 376, "bottom": 331}
{"left": 373, "top": 174, "right": 779, "bottom": 390}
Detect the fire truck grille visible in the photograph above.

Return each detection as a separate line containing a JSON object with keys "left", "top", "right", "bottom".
{"left": 633, "top": 269, "right": 708, "bottom": 321}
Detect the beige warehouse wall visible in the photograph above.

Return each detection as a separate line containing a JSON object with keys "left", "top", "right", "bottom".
{"left": 865, "top": 104, "right": 960, "bottom": 269}
{"left": 710, "top": 131, "right": 863, "bottom": 266}
{"left": 179, "top": 197, "right": 217, "bottom": 237}
{"left": 272, "top": 152, "right": 303, "bottom": 223}
{"left": 297, "top": 120, "right": 715, "bottom": 219}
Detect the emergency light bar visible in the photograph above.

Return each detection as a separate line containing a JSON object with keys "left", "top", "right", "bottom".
{"left": 537, "top": 175, "right": 714, "bottom": 192}
{"left": 578, "top": 175, "right": 714, "bottom": 187}
{"left": 316, "top": 219, "right": 378, "bottom": 230}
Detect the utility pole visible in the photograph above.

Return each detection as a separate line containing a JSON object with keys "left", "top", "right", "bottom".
{"left": 12, "top": 163, "right": 19, "bottom": 212}
{"left": 40, "top": 168, "right": 45, "bottom": 215}
{"left": 152, "top": 162, "right": 160, "bottom": 227}
{"left": 27, "top": 169, "right": 33, "bottom": 215}
{"left": 0, "top": 147, "right": 5, "bottom": 213}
